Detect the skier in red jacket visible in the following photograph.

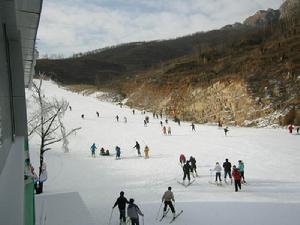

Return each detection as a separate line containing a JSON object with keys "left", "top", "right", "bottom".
{"left": 232, "top": 165, "right": 242, "bottom": 192}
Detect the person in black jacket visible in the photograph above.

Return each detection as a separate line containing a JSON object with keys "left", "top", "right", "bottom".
{"left": 133, "top": 141, "right": 141, "bottom": 156}
{"left": 113, "top": 191, "right": 130, "bottom": 224}
{"left": 223, "top": 158, "right": 232, "bottom": 184}
{"left": 183, "top": 161, "right": 192, "bottom": 183}
{"left": 189, "top": 156, "right": 198, "bottom": 177}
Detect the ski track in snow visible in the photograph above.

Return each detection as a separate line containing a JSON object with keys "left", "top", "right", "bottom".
{"left": 27, "top": 80, "right": 300, "bottom": 225}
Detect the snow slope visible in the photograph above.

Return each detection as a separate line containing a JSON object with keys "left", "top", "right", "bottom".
{"left": 27, "top": 80, "right": 300, "bottom": 225}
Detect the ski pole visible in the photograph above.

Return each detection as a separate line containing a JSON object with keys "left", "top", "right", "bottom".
{"left": 155, "top": 202, "right": 163, "bottom": 220}
{"left": 107, "top": 208, "right": 114, "bottom": 225}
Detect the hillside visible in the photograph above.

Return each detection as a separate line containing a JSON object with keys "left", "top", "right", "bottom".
{"left": 36, "top": 0, "right": 300, "bottom": 127}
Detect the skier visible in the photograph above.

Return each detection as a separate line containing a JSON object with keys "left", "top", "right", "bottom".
{"left": 113, "top": 191, "right": 130, "bottom": 224}
{"left": 189, "top": 156, "right": 198, "bottom": 177}
{"left": 144, "top": 119, "right": 147, "bottom": 127}
{"left": 133, "top": 141, "right": 141, "bottom": 156}
{"left": 127, "top": 198, "right": 144, "bottom": 225}
{"left": 165, "top": 118, "right": 168, "bottom": 124}
{"left": 223, "top": 158, "right": 232, "bottom": 184}
{"left": 90, "top": 143, "right": 97, "bottom": 158}
{"left": 167, "top": 126, "right": 171, "bottom": 135}
{"left": 288, "top": 124, "right": 294, "bottom": 134}
{"left": 132, "top": 109, "right": 135, "bottom": 115}
{"left": 224, "top": 127, "right": 229, "bottom": 136}
{"left": 162, "top": 187, "right": 176, "bottom": 219}
{"left": 69, "top": 105, "right": 72, "bottom": 111}
{"left": 116, "top": 115, "right": 119, "bottom": 122}
{"left": 238, "top": 160, "right": 246, "bottom": 183}
{"left": 191, "top": 123, "right": 195, "bottom": 131}
{"left": 145, "top": 116, "right": 149, "bottom": 123}
{"left": 297, "top": 126, "right": 300, "bottom": 134}
{"left": 162, "top": 126, "right": 167, "bottom": 135}
{"left": 105, "top": 149, "right": 110, "bottom": 156}
{"left": 144, "top": 146, "right": 150, "bottom": 159}
{"left": 212, "top": 162, "right": 222, "bottom": 184}
{"left": 81, "top": 114, "right": 84, "bottom": 119}
{"left": 232, "top": 165, "right": 242, "bottom": 192}
{"left": 179, "top": 154, "right": 186, "bottom": 166}
{"left": 115, "top": 146, "right": 121, "bottom": 159}
{"left": 183, "top": 161, "right": 191, "bottom": 183}
{"left": 160, "top": 121, "right": 163, "bottom": 127}
{"left": 96, "top": 111, "right": 99, "bottom": 117}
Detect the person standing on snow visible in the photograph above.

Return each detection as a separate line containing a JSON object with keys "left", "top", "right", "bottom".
{"left": 90, "top": 143, "right": 97, "bottom": 158}
{"left": 133, "top": 141, "right": 141, "bottom": 156}
{"left": 189, "top": 156, "right": 198, "bottom": 177}
{"left": 162, "top": 126, "right": 167, "bottom": 135}
{"left": 144, "top": 146, "right": 150, "bottom": 159}
{"left": 162, "top": 187, "right": 176, "bottom": 219}
{"left": 191, "top": 123, "right": 195, "bottom": 131}
{"left": 160, "top": 121, "right": 163, "bottom": 127}
{"left": 96, "top": 111, "right": 99, "bottom": 117}
{"left": 167, "top": 126, "right": 171, "bottom": 135}
{"left": 116, "top": 115, "right": 119, "bottom": 122}
{"left": 232, "top": 165, "right": 242, "bottom": 192}
{"left": 115, "top": 146, "right": 121, "bottom": 159}
{"left": 288, "top": 124, "right": 294, "bottom": 134}
{"left": 213, "top": 162, "right": 222, "bottom": 184}
{"left": 224, "top": 127, "right": 229, "bottom": 136}
{"left": 113, "top": 191, "right": 130, "bottom": 224}
{"left": 238, "top": 160, "right": 246, "bottom": 183}
{"left": 223, "top": 158, "right": 232, "bottom": 184}
{"left": 127, "top": 198, "right": 144, "bottom": 225}
{"left": 183, "top": 161, "right": 192, "bottom": 183}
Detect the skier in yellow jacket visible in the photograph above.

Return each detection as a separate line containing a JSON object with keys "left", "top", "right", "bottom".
{"left": 144, "top": 146, "right": 150, "bottom": 159}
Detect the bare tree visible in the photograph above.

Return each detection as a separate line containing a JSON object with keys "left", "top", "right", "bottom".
{"left": 28, "top": 76, "right": 80, "bottom": 193}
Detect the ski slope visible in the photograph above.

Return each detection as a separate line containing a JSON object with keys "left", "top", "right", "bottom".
{"left": 27, "top": 80, "right": 300, "bottom": 225}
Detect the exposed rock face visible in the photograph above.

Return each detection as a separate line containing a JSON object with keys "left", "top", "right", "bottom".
{"left": 244, "top": 9, "right": 280, "bottom": 27}
{"left": 280, "top": 0, "right": 300, "bottom": 20}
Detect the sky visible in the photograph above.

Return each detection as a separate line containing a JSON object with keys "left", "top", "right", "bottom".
{"left": 37, "top": 0, "right": 284, "bottom": 58}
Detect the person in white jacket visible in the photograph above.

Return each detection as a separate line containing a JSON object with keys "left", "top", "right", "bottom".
{"left": 127, "top": 198, "right": 144, "bottom": 225}
{"left": 213, "top": 162, "right": 222, "bottom": 184}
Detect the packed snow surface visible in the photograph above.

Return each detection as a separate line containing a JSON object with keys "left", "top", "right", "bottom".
{"left": 27, "top": 80, "right": 300, "bottom": 225}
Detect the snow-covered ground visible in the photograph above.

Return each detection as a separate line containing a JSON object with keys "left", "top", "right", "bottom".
{"left": 27, "top": 80, "right": 300, "bottom": 225}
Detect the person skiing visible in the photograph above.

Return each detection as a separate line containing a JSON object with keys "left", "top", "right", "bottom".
{"left": 288, "top": 124, "right": 294, "bottom": 134}
{"left": 223, "top": 158, "right": 232, "bottom": 184}
{"left": 162, "top": 187, "right": 176, "bottom": 219}
{"left": 144, "top": 146, "right": 150, "bottom": 159}
{"left": 144, "top": 119, "right": 147, "bottom": 127}
{"left": 81, "top": 114, "right": 84, "bottom": 119}
{"left": 238, "top": 160, "right": 246, "bottom": 183}
{"left": 189, "top": 156, "right": 198, "bottom": 177}
{"left": 160, "top": 121, "right": 163, "bottom": 127}
{"left": 69, "top": 105, "right": 72, "bottom": 111}
{"left": 113, "top": 191, "right": 130, "bottom": 224}
{"left": 297, "top": 126, "right": 300, "bottom": 134}
{"left": 162, "top": 126, "right": 167, "bottom": 135}
{"left": 115, "top": 146, "right": 121, "bottom": 159}
{"left": 127, "top": 198, "right": 144, "bottom": 225}
{"left": 167, "top": 126, "right": 171, "bottom": 135}
{"left": 116, "top": 115, "right": 119, "bottom": 122}
{"left": 213, "top": 162, "right": 222, "bottom": 184}
{"left": 96, "top": 111, "right": 99, "bottom": 117}
{"left": 133, "top": 141, "right": 141, "bottom": 156}
{"left": 232, "top": 165, "right": 242, "bottom": 192}
{"left": 191, "top": 123, "right": 195, "bottom": 131}
{"left": 179, "top": 154, "right": 186, "bottom": 166}
{"left": 90, "top": 143, "right": 97, "bottom": 158}
{"left": 183, "top": 161, "right": 192, "bottom": 183}
{"left": 165, "top": 118, "right": 168, "bottom": 124}
{"left": 132, "top": 109, "right": 135, "bottom": 115}
{"left": 224, "top": 127, "right": 229, "bottom": 136}
{"left": 105, "top": 149, "right": 110, "bottom": 156}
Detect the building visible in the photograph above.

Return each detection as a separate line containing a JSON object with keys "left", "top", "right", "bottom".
{"left": 0, "top": 0, "right": 42, "bottom": 225}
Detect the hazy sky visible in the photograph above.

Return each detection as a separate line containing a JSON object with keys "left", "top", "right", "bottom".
{"left": 37, "top": 0, "right": 284, "bottom": 57}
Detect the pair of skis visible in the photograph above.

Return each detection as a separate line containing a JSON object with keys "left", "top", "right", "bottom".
{"left": 159, "top": 209, "right": 183, "bottom": 223}
{"left": 177, "top": 179, "right": 195, "bottom": 187}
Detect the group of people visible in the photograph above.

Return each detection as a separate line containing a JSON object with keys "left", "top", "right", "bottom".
{"left": 162, "top": 126, "right": 172, "bottom": 135}
{"left": 179, "top": 154, "right": 198, "bottom": 183}
{"left": 112, "top": 186, "right": 177, "bottom": 225}
{"left": 90, "top": 143, "right": 111, "bottom": 157}
{"left": 288, "top": 124, "right": 300, "bottom": 134}
{"left": 211, "top": 158, "right": 246, "bottom": 192}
